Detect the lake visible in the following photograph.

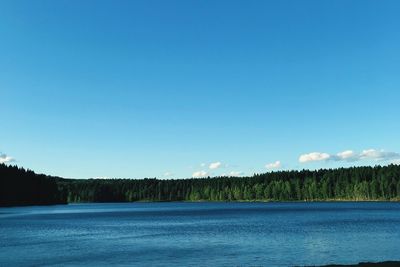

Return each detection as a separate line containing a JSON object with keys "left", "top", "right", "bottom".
{"left": 1, "top": 202, "right": 400, "bottom": 266}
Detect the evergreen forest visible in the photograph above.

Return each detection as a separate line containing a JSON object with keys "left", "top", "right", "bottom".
{"left": 1, "top": 163, "right": 400, "bottom": 206}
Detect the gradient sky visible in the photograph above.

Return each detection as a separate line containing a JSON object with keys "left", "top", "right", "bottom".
{"left": 1, "top": 0, "right": 400, "bottom": 179}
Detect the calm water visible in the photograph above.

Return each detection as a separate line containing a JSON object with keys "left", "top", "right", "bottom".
{"left": 1, "top": 202, "right": 400, "bottom": 267}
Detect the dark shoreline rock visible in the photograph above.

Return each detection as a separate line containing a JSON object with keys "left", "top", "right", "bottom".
{"left": 307, "top": 261, "right": 400, "bottom": 267}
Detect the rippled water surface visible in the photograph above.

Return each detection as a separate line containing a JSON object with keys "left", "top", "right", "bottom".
{"left": 1, "top": 202, "right": 400, "bottom": 266}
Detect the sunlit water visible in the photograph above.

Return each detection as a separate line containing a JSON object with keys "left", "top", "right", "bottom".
{"left": 1, "top": 202, "right": 400, "bottom": 267}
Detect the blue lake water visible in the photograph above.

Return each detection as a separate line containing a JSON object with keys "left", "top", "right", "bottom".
{"left": 1, "top": 202, "right": 400, "bottom": 267}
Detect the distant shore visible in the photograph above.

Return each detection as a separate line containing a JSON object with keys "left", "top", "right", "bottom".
{"left": 2, "top": 199, "right": 400, "bottom": 208}
{"left": 3, "top": 163, "right": 400, "bottom": 207}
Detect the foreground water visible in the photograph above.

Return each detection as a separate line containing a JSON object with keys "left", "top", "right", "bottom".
{"left": 1, "top": 202, "right": 400, "bottom": 267}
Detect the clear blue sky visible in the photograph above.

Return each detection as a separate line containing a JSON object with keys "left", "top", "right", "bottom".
{"left": 1, "top": 0, "right": 400, "bottom": 179}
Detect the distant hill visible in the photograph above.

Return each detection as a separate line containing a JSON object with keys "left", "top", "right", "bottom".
{"left": 1, "top": 163, "right": 400, "bottom": 206}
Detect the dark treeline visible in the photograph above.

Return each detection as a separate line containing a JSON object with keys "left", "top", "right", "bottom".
{"left": 2, "top": 163, "right": 400, "bottom": 206}
{"left": 60, "top": 164, "right": 400, "bottom": 203}
{"left": 0, "top": 164, "right": 66, "bottom": 207}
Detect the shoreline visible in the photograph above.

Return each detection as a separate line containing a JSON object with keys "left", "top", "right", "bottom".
{"left": 1, "top": 199, "right": 400, "bottom": 208}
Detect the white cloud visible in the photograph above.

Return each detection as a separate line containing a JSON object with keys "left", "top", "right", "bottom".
{"left": 299, "top": 152, "right": 330, "bottom": 163}
{"left": 164, "top": 172, "right": 173, "bottom": 177}
{"left": 229, "top": 171, "right": 243, "bottom": 177}
{"left": 360, "top": 149, "right": 400, "bottom": 161}
{"left": 336, "top": 150, "right": 356, "bottom": 160}
{"left": 221, "top": 171, "right": 244, "bottom": 177}
{"left": 299, "top": 149, "right": 400, "bottom": 164}
{"left": 0, "top": 153, "right": 15, "bottom": 164}
{"left": 192, "top": 170, "right": 208, "bottom": 178}
{"left": 391, "top": 159, "right": 400, "bottom": 165}
{"left": 265, "top": 160, "right": 281, "bottom": 169}
{"left": 209, "top": 161, "right": 222, "bottom": 170}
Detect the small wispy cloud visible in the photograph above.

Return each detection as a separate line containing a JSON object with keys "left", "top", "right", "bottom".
{"left": 163, "top": 172, "right": 173, "bottom": 177}
{"left": 192, "top": 170, "right": 208, "bottom": 178}
{"left": 228, "top": 171, "right": 243, "bottom": 177}
{"left": 265, "top": 160, "right": 281, "bottom": 169}
{"left": 299, "top": 149, "right": 400, "bottom": 163}
{"left": 209, "top": 161, "right": 222, "bottom": 170}
{"left": 335, "top": 150, "right": 357, "bottom": 161}
{"left": 221, "top": 171, "right": 243, "bottom": 177}
{"left": 391, "top": 159, "right": 400, "bottom": 165}
{"left": 359, "top": 149, "right": 400, "bottom": 161}
{"left": 0, "top": 153, "right": 15, "bottom": 164}
{"left": 299, "top": 152, "right": 330, "bottom": 163}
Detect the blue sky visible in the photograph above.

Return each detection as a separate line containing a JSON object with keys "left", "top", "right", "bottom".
{"left": 1, "top": 0, "right": 400, "bottom": 179}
